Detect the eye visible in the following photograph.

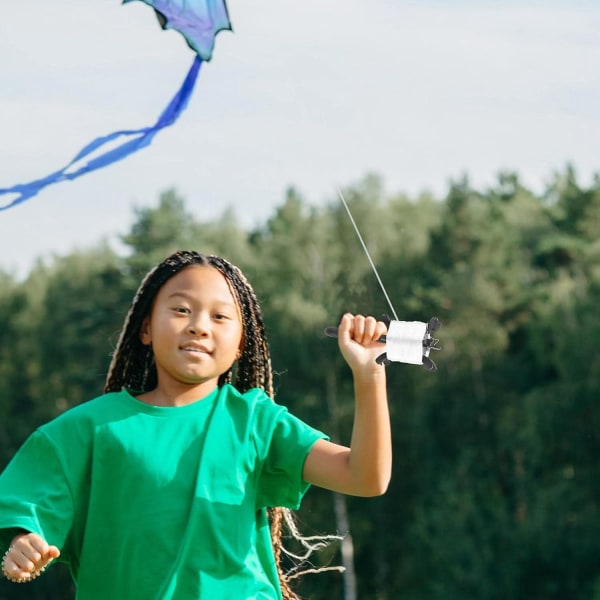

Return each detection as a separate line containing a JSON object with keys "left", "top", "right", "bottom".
{"left": 173, "top": 306, "right": 191, "bottom": 314}
{"left": 213, "top": 313, "right": 230, "bottom": 321}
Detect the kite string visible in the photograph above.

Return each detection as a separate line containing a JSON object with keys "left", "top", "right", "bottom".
{"left": 335, "top": 184, "right": 399, "bottom": 321}
{"left": 282, "top": 60, "right": 399, "bottom": 321}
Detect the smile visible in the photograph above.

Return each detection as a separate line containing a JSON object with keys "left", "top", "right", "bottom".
{"left": 181, "top": 346, "right": 211, "bottom": 354}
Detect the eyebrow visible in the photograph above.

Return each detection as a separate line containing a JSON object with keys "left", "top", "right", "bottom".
{"left": 167, "top": 291, "right": 237, "bottom": 309}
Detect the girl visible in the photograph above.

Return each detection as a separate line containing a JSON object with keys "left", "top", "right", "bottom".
{"left": 0, "top": 250, "right": 391, "bottom": 599}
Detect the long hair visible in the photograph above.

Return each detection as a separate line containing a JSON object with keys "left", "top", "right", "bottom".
{"left": 104, "top": 250, "right": 302, "bottom": 599}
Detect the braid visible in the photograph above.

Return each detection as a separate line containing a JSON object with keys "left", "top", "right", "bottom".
{"left": 105, "top": 261, "right": 162, "bottom": 393}
{"left": 270, "top": 507, "right": 301, "bottom": 600}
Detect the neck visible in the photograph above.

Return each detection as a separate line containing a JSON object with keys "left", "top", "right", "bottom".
{"left": 137, "top": 379, "right": 219, "bottom": 407}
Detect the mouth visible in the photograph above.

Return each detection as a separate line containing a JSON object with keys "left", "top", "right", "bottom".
{"left": 180, "top": 345, "right": 211, "bottom": 355}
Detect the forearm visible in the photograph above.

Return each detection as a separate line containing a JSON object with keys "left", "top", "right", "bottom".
{"left": 346, "top": 368, "right": 392, "bottom": 496}
{"left": 303, "top": 313, "right": 393, "bottom": 496}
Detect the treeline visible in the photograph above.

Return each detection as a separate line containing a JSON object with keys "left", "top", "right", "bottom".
{"left": 0, "top": 168, "right": 599, "bottom": 599}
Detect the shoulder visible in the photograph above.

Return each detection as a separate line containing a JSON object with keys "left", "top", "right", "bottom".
{"left": 218, "top": 384, "right": 324, "bottom": 448}
{"left": 218, "top": 384, "right": 287, "bottom": 420}
{"left": 38, "top": 390, "right": 133, "bottom": 440}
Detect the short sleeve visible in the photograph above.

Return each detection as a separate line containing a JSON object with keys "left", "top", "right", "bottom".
{"left": 0, "top": 431, "right": 74, "bottom": 554}
{"left": 255, "top": 407, "right": 328, "bottom": 510}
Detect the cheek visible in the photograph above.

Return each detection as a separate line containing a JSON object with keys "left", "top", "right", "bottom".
{"left": 141, "top": 312, "right": 181, "bottom": 345}
{"left": 230, "top": 327, "right": 244, "bottom": 355}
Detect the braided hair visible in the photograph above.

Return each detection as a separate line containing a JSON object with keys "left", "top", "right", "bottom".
{"left": 105, "top": 250, "right": 299, "bottom": 599}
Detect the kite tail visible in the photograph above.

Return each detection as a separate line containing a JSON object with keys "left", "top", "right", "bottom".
{"left": 0, "top": 56, "right": 202, "bottom": 212}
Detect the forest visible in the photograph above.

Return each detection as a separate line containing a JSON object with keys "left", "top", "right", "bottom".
{"left": 0, "top": 166, "right": 598, "bottom": 599}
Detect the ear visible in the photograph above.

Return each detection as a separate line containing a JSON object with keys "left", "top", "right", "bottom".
{"left": 236, "top": 330, "right": 245, "bottom": 361}
{"left": 234, "top": 340, "right": 243, "bottom": 361}
{"left": 140, "top": 316, "right": 152, "bottom": 346}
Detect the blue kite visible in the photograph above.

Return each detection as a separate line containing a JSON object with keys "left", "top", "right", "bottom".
{"left": 0, "top": 0, "right": 231, "bottom": 212}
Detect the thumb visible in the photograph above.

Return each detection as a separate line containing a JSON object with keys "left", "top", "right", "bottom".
{"left": 40, "top": 545, "right": 60, "bottom": 568}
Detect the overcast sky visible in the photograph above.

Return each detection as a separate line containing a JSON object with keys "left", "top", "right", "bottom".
{"left": 1, "top": 0, "right": 598, "bottom": 278}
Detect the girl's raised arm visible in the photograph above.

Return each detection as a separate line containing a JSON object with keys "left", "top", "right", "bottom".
{"left": 303, "top": 313, "right": 392, "bottom": 497}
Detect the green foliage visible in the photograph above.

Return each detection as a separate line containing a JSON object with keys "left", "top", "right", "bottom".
{"left": 1, "top": 166, "right": 599, "bottom": 599}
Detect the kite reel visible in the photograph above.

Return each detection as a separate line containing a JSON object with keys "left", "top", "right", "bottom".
{"left": 325, "top": 315, "right": 442, "bottom": 371}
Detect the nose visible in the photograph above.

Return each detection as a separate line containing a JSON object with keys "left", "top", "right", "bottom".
{"left": 187, "top": 313, "right": 210, "bottom": 336}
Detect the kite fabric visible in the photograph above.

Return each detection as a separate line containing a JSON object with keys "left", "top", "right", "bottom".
{"left": 124, "top": 0, "right": 232, "bottom": 61}
{"left": 0, "top": 0, "right": 231, "bottom": 212}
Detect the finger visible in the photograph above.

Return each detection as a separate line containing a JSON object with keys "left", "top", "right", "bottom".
{"left": 337, "top": 313, "right": 354, "bottom": 339}
{"left": 11, "top": 550, "right": 37, "bottom": 574}
{"left": 29, "top": 535, "right": 49, "bottom": 555}
{"left": 351, "top": 314, "right": 366, "bottom": 344}
{"left": 14, "top": 532, "right": 56, "bottom": 560}
{"left": 37, "top": 549, "right": 59, "bottom": 571}
{"left": 4, "top": 554, "right": 34, "bottom": 579}
{"left": 12, "top": 540, "right": 41, "bottom": 570}
{"left": 3, "top": 551, "right": 54, "bottom": 582}
{"left": 361, "top": 316, "right": 379, "bottom": 343}
{"left": 31, "top": 539, "right": 59, "bottom": 563}
{"left": 354, "top": 315, "right": 385, "bottom": 345}
{"left": 375, "top": 319, "right": 388, "bottom": 341}
{"left": 30, "top": 539, "right": 59, "bottom": 568}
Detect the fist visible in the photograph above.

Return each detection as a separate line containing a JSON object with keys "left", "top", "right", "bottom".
{"left": 2, "top": 531, "right": 60, "bottom": 583}
{"left": 337, "top": 313, "right": 387, "bottom": 371}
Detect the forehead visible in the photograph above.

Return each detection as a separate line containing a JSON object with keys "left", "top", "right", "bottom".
{"left": 159, "top": 265, "right": 237, "bottom": 303}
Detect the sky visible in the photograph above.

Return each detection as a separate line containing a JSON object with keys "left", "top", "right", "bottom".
{"left": 0, "top": 0, "right": 599, "bottom": 278}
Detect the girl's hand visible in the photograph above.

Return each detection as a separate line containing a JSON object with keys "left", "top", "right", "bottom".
{"left": 1, "top": 532, "right": 60, "bottom": 583}
{"left": 337, "top": 313, "right": 387, "bottom": 373}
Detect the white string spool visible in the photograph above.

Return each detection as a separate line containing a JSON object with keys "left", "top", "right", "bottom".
{"left": 385, "top": 320, "right": 428, "bottom": 365}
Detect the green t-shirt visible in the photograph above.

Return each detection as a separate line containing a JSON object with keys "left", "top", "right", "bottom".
{"left": 0, "top": 384, "right": 327, "bottom": 599}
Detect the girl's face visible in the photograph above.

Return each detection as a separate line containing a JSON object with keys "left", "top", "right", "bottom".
{"left": 140, "top": 265, "right": 243, "bottom": 393}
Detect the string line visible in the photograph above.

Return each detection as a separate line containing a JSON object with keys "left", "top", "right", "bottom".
{"left": 335, "top": 185, "right": 399, "bottom": 321}
{"left": 281, "top": 60, "right": 399, "bottom": 321}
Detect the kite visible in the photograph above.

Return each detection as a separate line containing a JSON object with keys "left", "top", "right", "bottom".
{"left": 0, "top": 0, "right": 231, "bottom": 212}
